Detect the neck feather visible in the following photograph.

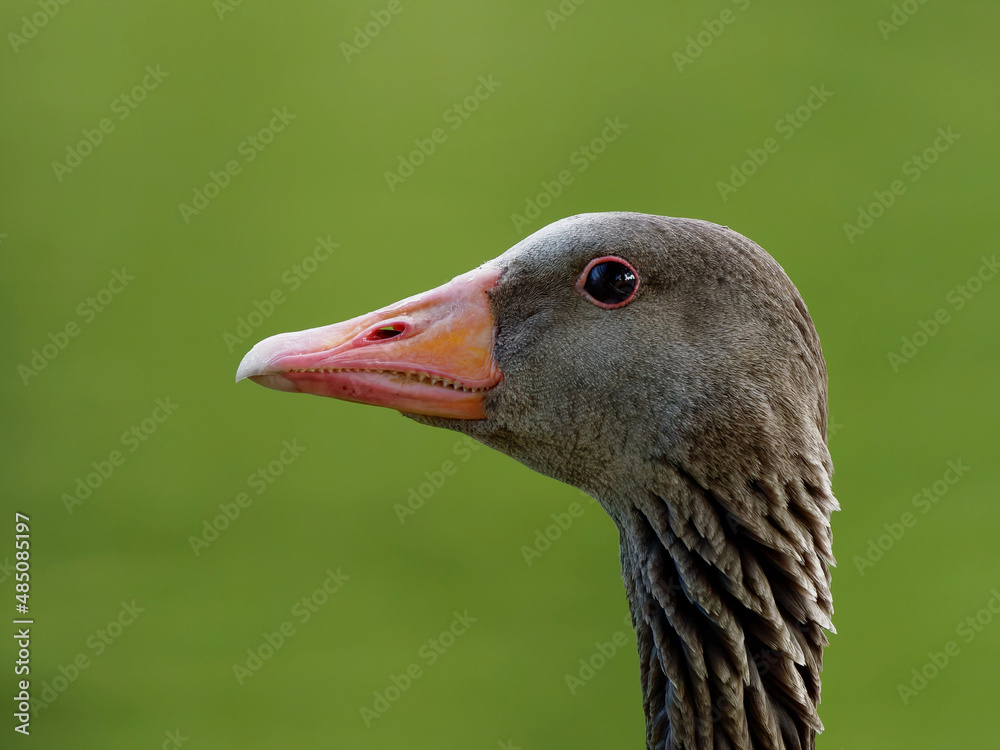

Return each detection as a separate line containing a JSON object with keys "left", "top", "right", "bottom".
{"left": 613, "top": 457, "right": 837, "bottom": 750}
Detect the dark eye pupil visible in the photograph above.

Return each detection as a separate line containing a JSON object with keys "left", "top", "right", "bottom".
{"left": 584, "top": 261, "right": 636, "bottom": 304}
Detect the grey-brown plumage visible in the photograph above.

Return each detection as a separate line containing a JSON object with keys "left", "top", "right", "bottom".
{"left": 414, "top": 213, "right": 838, "bottom": 750}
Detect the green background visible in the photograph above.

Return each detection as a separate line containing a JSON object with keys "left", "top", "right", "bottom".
{"left": 2, "top": 1, "right": 998, "bottom": 748}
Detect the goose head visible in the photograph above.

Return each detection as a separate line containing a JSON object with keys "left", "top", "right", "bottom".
{"left": 237, "top": 212, "right": 838, "bottom": 750}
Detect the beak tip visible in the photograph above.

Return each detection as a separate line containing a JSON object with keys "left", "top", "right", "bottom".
{"left": 235, "top": 352, "right": 259, "bottom": 384}
{"left": 236, "top": 342, "right": 298, "bottom": 392}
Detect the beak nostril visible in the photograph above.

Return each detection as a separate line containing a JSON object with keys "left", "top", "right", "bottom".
{"left": 364, "top": 323, "right": 406, "bottom": 342}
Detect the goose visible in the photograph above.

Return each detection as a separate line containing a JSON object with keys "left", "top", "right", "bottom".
{"left": 236, "top": 212, "right": 838, "bottom": 750}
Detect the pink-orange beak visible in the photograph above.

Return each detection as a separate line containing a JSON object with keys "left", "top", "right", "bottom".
{"left": 235, "top": 264, "right": 502, "bottom": 419}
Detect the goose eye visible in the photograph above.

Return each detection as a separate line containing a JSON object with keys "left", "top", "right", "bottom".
{"left": 578, "top": 256, "right": 639, "bottom": 308}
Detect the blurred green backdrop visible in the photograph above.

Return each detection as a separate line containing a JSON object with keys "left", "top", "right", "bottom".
{"left": 2, "top": 1, "right": 998, "bottom": 748}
